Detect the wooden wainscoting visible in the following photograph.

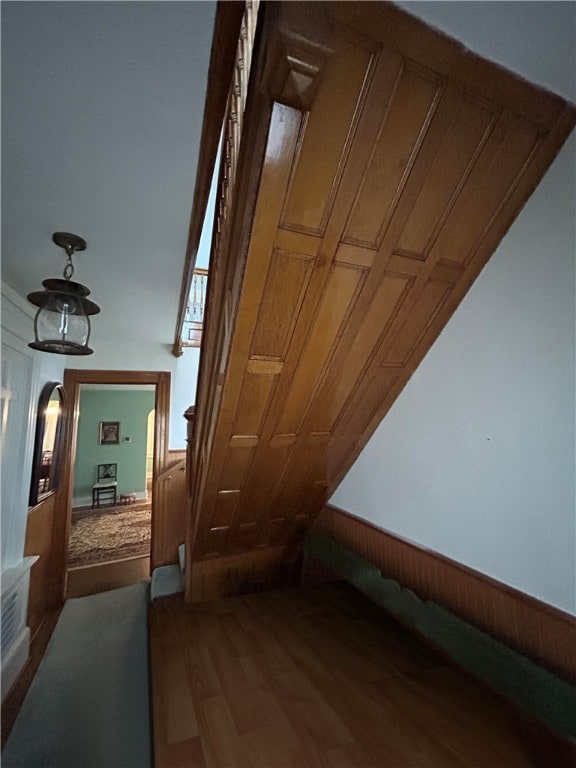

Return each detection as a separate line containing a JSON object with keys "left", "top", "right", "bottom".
{"left": 167, "top": 449, "right": 186, "bottom": 467}
{"left": 153, "top": 458, "right": 188, "bottom": 567}
{"left": 24, "top": 493, "right": 59, "bottom": 641}
{"left": 187, "top": 545, "right": 302, "bottom": 603}
{"left": 186, "top": 1, "right": 575, "bottom": 603}
{"left": 66, "top": 556, "right": 151, "bottom": 599}
{"left": 310, "top": 504, "right": 576, "bottom": 683}
{"left": 3, "top": 493, "right": 64, "bottom": 747}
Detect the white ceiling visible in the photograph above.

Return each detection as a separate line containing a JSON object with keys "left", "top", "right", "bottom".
{"left": 1, "top": 1, "right": 216, "bottom": 347}
{"left": 396, "top": 1, "right": 575, "bottom": 102}
{"left": 2, "top": 2, "right": 574, "bottom": 355}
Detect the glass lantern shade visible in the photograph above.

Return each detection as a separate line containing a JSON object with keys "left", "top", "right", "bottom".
{"left": 28, "top": 278, "right": 100, "bottom": 355}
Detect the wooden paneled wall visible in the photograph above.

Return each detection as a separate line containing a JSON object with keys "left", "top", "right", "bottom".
{"left": 152, "top": 458, "right": 188, "bottom": 567}
{"left": 186, "top": 1, "right": 576, "bottom": 602}
{"left": 186, "top": 545, "right": 301, "bottom": 603}
{"left": 311, "top": 504, "right": 576, "bottom": 683}
{"left": 24, "top": 493, "right": 59, "bottom": 641}
{"left": 166, "top": 450, "right": 186, "bottom": 471}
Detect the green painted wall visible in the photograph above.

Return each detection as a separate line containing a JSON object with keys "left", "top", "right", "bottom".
{"left": 73, "top": 389, "right": 155, "bottom": 501}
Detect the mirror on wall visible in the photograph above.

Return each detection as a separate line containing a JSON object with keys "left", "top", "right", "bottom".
{"left": 29, "top": 382, "right": 66, "bottom": 506}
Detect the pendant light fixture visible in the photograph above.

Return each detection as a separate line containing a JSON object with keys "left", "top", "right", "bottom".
{"left": 27, "top": 232, "right": 101, "bottom": 355}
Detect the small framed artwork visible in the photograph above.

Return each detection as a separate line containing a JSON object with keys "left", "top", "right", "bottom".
{"left": 99, "top": 421, "right": 120, "bottom": 445}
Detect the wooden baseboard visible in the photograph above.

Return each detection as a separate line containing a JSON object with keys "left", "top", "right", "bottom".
{"left": 66, "top": 556, "right": 151, "bottom": 599}
{"left": 311, "top": 504, "right": 576, "bottom": 683}
{"left": 187, "top": 546, "right": 301, "bottom": 603}
{"left": 24, "top": 493, "right": 59, "bottom": 639}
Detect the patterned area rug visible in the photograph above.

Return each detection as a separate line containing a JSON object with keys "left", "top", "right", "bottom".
{"left": 68, "top": 502, "right": 151, "bottom": 568}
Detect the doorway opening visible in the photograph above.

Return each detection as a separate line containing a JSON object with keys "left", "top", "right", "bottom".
{"left": 54, "top": 370, "right": 170, "bottom": 601}
{"left": 66, "top": 384, "right": 155, "bottom": 595}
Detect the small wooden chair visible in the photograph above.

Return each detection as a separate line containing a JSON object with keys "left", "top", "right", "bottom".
{"left": 92, "top": 463, "right": 118, "bottom": 508}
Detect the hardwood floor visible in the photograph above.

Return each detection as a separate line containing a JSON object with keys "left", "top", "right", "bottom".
{"left": 150, "top": 581, "right": 533, "bottom": 767}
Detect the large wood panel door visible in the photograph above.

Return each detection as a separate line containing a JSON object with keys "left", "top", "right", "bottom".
{"left": 187, "top": 1, "right": 575, "bottom": 601}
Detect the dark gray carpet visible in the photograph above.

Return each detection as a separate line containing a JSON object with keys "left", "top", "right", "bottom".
{"left": 2, "top": 583, "right": 151, "bottom": 768}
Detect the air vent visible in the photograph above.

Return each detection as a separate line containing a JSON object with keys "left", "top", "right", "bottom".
{"left": 1, "top": 591, "right": 19, "bottom": 659}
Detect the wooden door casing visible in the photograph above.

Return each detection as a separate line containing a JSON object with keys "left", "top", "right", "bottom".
{"left": 187, "top": 2, "right": 575, "bottom": 601}
{"left": 54, "top": 369, "right": 171, "bottom": 604}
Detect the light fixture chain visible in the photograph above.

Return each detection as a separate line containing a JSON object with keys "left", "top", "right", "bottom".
{"left": 63, "top": 254, "right": 75, "bottom": 280}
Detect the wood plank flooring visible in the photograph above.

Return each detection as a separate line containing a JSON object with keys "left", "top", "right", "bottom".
{"left": 150, "top": 582, "right": 533, "bottom": 767}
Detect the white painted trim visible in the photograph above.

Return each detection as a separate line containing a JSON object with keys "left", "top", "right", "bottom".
{"left": 1, "top": 557, "right": 39, "bottom": 597}
{"left": 1, "top": 560, "right": 36, "bottom": 702}
{"left": 1, "top": 280, "right": 35, "bottom": 319}
{"left": 1, "top": 281, "right": 35, "bottom": 346}
{"left": 1, "top": 626, "right": 30, "bottom": 703}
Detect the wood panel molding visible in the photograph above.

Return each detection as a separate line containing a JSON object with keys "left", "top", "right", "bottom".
{"left": 66, "top": 556, "right": 151, "bottom": 599}
{"left": 24, "top": 493, "right": 58, "bottom": 641}
{"left": 165, "top": 450, "right": 186, "bottom": 472}
{"left": 331, "top": 2, "right": 568, "bottom": 132}
{"left": 184, "top": 405, "right": 196, "bottom": 496}
{"left": 53, "top": 369, "right": 171, "bottom": 604}
{"left": 186, "top": 0, "right": 575, "bottom": 604}
{"left": 154, "top": 458, "right": 188, "bottom": 567}
{"left": 6, "top": 493, "right": 64, "bottom": 739}
{"left": 188, "top": 545, "right": 300, "bottom": 603}
{"left": 262, "top": 2, "right": 333, "bottom": 111}
{"left": 311, "top": 504, "right": 576, "bottom": 683}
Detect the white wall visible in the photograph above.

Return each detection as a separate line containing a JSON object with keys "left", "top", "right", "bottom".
{"left": 0, "top": 278, "right": 196, "bottom": 695}
{"left": 169, "top": 348, "right": 200, "bottom": 449}
{"left": 69, "top": 341, "right": 200, "bottom": 450}
{"left": 69, "top": 138, "right": 218, "bottom": 446}
{"left": 196, "top": 151, "right": 219, "bottom": 271}
{"left": 0, "top": 279, "right": 198, "bottom": 553}
{"left": 0, "top": 278, "right": 197, "bottom": 693}
{"left": 396, "top": 1, "right": 575, "bottom": 101}
{"left": 1, "top": 279, "right": 202, "bottom": 454}
{"left": 1, "top": 282, "right": 67, "bottom": 569}
{"left": 332, "top": 4, "right": 575, "bottom": 614}
{"left": 1, "top": 281, "right": 69, "bottom": 697}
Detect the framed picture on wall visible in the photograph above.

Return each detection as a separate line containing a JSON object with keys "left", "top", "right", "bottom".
{"left": 99, "top": 421, "right": 120, "bottom": 445}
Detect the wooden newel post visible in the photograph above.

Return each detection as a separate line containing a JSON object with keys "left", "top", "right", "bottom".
{"left": 183, "top": 406, "right": 196, "bottom": 498}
